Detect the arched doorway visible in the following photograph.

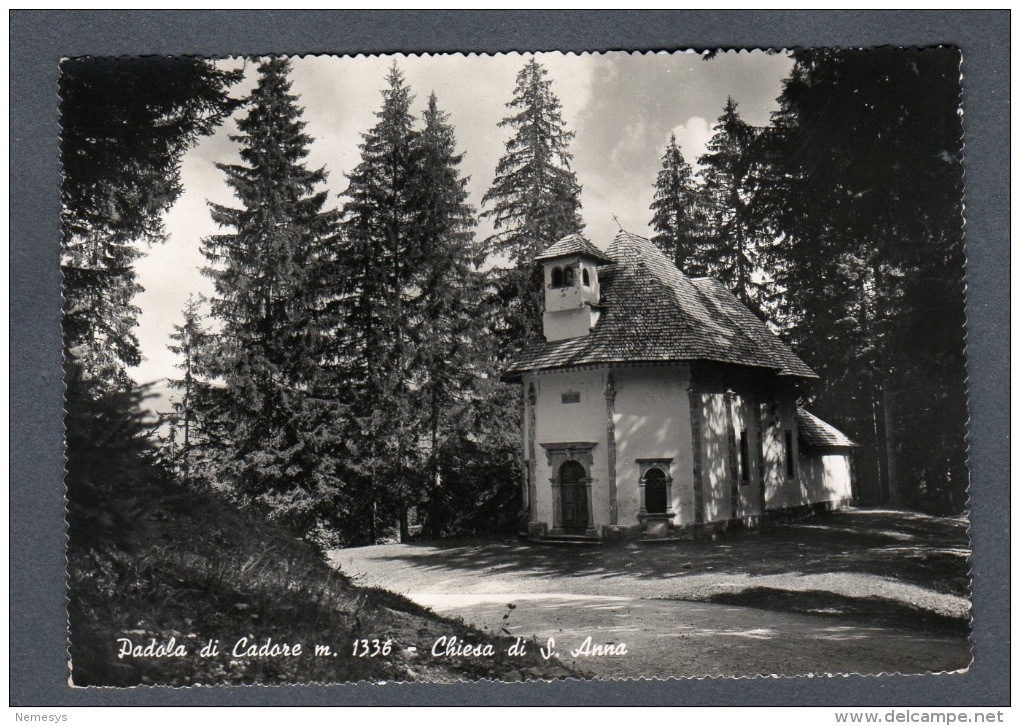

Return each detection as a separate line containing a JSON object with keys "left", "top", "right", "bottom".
{"left": 558, "top": 460, "right": 589, "bottom": 532}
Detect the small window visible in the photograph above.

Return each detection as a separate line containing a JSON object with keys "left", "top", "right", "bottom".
{"left": 644, "top": 468, "right": 668, "bottom": 514}
{"left": 561, "top": 391, "right": 581, "bottom": 404}
{"left": 582, "top": 268, "right": 591, "bottom": 286}
{"left": 563, "top": 266, "right": 575, "bottom": 287}
{"left": 785, "top": 430, "right": 795, "bottom": 479}
{"left": 551, "top": 267, "right": 563, "bottom": 287}
{"left": 739, "top": 430, "right": 750, "bottom": 484}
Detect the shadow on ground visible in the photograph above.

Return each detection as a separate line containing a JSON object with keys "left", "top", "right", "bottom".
{"left": 336, "top": 509, "right": 970, "bottom": 634}
{"left": 700, "top": 587, "right": 970, "bottom": 635}
{"left": 331, "top": 509, "right": 972, "bottom": 676}
{"left": 361, "top": 509, "right": 969, "bottom": 595}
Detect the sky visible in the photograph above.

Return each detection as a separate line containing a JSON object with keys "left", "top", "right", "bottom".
{"left": 131, "top": 50, "right": 794, "bottom": 390}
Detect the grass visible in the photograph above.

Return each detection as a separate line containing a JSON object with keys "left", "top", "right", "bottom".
{"left": 67, "top": 479, "right": 574, "bottom": 687}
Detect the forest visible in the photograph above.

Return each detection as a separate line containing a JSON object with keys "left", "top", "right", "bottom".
{"left": 63, "top": 49, "right": 968, "bottom": 563}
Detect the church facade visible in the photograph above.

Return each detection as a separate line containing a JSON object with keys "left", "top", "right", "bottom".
{"left": 506, "top": 232, "right": 856, "bottom": 541}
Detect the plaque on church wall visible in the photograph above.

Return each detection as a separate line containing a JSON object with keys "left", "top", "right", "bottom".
{"left": 54, "top": 40, "right": 973, "bottom": 691}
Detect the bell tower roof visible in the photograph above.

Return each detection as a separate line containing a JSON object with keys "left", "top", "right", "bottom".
{"left": 534, "top": 234, "right": 614, "bottom": 264}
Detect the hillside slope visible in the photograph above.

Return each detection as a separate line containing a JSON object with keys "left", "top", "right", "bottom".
{"left": 67, "top": 480, "right": 573, "bottom": 687}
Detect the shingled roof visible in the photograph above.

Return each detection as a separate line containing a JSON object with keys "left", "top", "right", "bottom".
{"left": 796, "top": 408, "right": 857, "bottom": 448}
{"left": 534, "top": 233, "right": 614, "bottom": 264}
{"left": 506, "top": 231, "right": 817, "bottom": 379}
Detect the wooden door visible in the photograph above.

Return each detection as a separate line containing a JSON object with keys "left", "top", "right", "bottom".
{"left": 559, "top": 461, "right": 588, "bottom": 532}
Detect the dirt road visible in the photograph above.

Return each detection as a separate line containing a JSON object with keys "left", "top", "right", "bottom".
{"left": 329, "top": 510, "right": 972, "bottom": 679}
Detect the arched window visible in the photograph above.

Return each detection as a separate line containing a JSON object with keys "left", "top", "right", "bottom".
{"left": 551, "top": 267, "right": 563, "bottom": 288}
{"left": 644, "top": 467, "right": 668, "bottom": 515}
{"left": 582, "top": 268, "right": 590, "bottom": 287}
{"left": 563, "top": 266, "right": 575, "bottom": 287}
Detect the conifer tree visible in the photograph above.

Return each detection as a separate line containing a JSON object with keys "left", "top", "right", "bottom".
{"left": 407, "top": 93, "right": 489, "bottom": 537}
{"left": 698, "top": 97, "right": 769, "bottom": 313}
{"left": 60, "top": 57, "right": 240, "bottom": 392}
{"left": 482, "top": 58, "right": 584, "bottom": 352}
{"left": 199, "top": 58, "right": 342, "bottom": 536}
{"left": 60, "top": 57, "right": 239, "bottom": 567}
{"left": 163, "top": 295, "right": 214, "bottom": 486}
{"left": 334, "top": 64, "right": 420, "bottom": 542}
{"left": 758, "top": 49, "right": 967, "bottom": 513}
{"left": 649, "top": 134, "right": 708, "bottom": 275}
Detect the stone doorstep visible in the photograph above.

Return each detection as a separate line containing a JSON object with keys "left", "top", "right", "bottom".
{"left": 530, "top": 534, "right": 604, "bottom": 546}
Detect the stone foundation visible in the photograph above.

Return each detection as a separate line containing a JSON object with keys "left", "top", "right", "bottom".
{"left": 523, "top": 497, "right": 851, "bottom": 544}
{"left": 600, "top": 524, "right": 641, "bottom": 542}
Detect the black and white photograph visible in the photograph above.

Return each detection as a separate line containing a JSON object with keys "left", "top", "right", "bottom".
{"left": 60, "top": 47, "right": 972, "bottom": 687}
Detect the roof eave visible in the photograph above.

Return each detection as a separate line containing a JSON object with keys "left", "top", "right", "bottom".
{"left": 780, "top": 370, "right": 820, "bottom": 380}
{"left": 534, "top": 251, "right": 614, "bottom": 265}
{"left": 505, "top": 358, "right": 816, "bottom": 379}
{"left": 800, "top": 440, "right": 859, "bottom": 449}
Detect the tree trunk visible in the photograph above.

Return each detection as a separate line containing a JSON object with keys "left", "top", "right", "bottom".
{"left": 398, "top": 501, "right": 410, "bottom": 543}
{"left": 856, "top": 387, "right": 885, "bottom": 506}
{"left": 881, "top": 379, "right": 900, "bottom": 507}
{"left": 368, "top": 460, "right": 377, "bottom": 543}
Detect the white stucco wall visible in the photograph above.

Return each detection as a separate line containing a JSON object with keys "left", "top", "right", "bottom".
{"left": 796, "top": 450, "right": 854, "bottom": 505}
{"left": 732, "top": 395, "right": 761, "bottom": 519}
{"left": 524, "top": 365, "right": 699, "bottom": 532}
{"left": 699, "top": 391, "right": 732, "bottom": 522}
{"left": 543, "top": 306, "right": 601, "bottom": 342}
{"left": 612, "top": 365, "right": 694, "bottom": 526}
{"left": 543, "top": 256, "right": 602, "bottom": 312}
{"left": 524, "top": 369, "right": 611, "bottom": 530}
{"left": 760, "top": 385, "right": 802, "bottom": 511}
{"left": 522, "top": 363, "right": 848, "bottom": 536}
{"left": 691, "top": 371, "right": 775, "bottom": 524}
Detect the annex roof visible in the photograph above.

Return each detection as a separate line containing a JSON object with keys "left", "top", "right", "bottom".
{"left": 534, "top": 234, "right": 614, "bottom": 264}
{"left": 796, "top": 408, "right": 858, "bottom": 448}
{"left": 506, "top": 231, "right": 817, "bottom": 379}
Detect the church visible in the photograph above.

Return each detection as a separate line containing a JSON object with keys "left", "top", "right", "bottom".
{"left": 505, "top": 231, "right": 856, "bottom": 541}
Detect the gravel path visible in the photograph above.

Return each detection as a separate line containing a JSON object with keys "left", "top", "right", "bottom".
{"left": 329, "top": 509, "right": 972, "bottom": 679}
{"left": 407, "top": 593, "right": 968, "bottom": 679}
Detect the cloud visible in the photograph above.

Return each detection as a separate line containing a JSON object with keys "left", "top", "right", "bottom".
{"left": 610, "top": 115, "right": 650, "bottom": 168}
{"left": 540, "top": 52, "right": 598, "bottom": 131}
{"left": 671, "top": 116, "right": 713, "bottom": 170}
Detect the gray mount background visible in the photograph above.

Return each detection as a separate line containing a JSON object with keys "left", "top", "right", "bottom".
{"left": 11, "top": 10, "right": 1009, "bottom": 707}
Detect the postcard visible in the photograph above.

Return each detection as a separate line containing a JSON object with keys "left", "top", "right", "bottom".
{"left": 60, "top": 48, "right": 971, "bottom": 687}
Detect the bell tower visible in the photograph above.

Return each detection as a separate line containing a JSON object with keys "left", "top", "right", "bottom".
{"left": 534, "top": 235, "right": 613, "bottom": 343}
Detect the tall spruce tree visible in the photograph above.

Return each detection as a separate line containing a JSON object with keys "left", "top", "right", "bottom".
{"left": 649, "top": 133, "right": 708, "bottom": 275}
{"left": 698, "top": 97, "right": 771, "bottom": 314}
{"left": 759, "top": 49, "right": 967, "bottom": 513}
{"left": 482, "top": 58, "right": 584, "bottom": 352}
{"left": 334, "top": 64, "right": 420, "bottom": 542}
{"left": 198, "top": 58, "right": 342, "bottom": 537}
{"left": 407, "top": 94, "right": 491, "bottom": 537}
